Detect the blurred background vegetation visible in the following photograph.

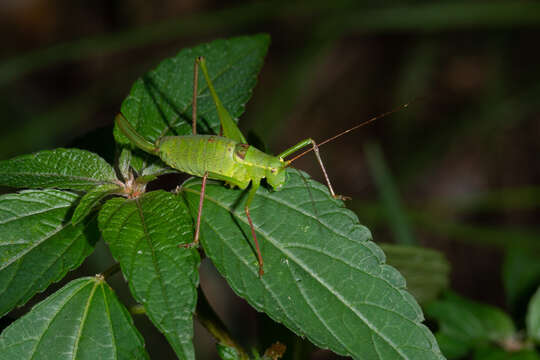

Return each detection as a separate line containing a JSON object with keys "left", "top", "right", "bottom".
{"left": 1, "top": 0, "right": 539, "bottom": 359}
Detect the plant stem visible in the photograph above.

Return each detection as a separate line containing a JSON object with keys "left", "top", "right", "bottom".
{"left": 195, "top": 287, "right": 248, "bottom": 359}
{"left": 101, "top": 263, "right": 121, "bottom": 279}
{"left": 129, "top": 304, "right": 146, "bottom": 315}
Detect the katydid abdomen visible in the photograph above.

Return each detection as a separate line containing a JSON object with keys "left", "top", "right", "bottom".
{"left": 157, "top": 134, "right": 285, "bottom": 190}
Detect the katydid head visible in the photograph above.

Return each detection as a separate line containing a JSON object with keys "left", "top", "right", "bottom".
{"left": 265, "top": 160, "right": 288, "bottom": 190}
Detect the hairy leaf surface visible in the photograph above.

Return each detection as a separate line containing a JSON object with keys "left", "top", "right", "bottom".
{"left": 182, "top": 170, "right": 443, "bottom": 360}
{"left": 0, "top": 148, "right": 117, "bottom": 190}
{"left": 98, "top": 190, "right": 199, "bottom": 360}
{"left": 0, "top": 277, "right": 148, "bottom": 360}
{"left": 0, "top": 189, "right": 97, "bottom": 316}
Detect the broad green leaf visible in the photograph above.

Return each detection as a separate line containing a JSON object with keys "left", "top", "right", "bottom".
{"left": 0, "top": 148, "right": 117, "bottom": 190}
{"left": 527, "top": 287, "right": 540, "bottom": 343}
{"left": 98, "top": 190, "right": 199, "bottom": 360}
{"left": 0, "top": 189, "right": 98, "bottom": 316}
{"left": 0, "top": 276, "right": 148, "bottom": 360}
{"left": 181, "top": 170, "right": 443, "bottom": 360}
{"left": 503, "top": 247, "right": 540, "bottom": 311}
{"left": 380, "top": 244, "right": 450, "bottom": 303}
{"left": 425, "top": 292, "right": 515, "bottom": 353}
{"left": 114, "top": 34, "right": 269, "bottom": 173}
{"left": 72, "top": 183, "right": 122, "bottom": 225}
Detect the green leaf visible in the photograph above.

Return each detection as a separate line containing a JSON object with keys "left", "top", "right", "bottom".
{"left": 0, "top": 148, "right": 117, "bottom": 190}
{"left": 365, "top": 142, "right": 416, "bottom": 245}
{"left": 527, "top": 287, "right": 540, "bottom": 343}
{"left": 114, "top": 34, "right": 269, "bottom": 173}
{"left": 118, "top": 148, "right": 133, "bottom": 181}
{"left": 0, "top": 276, "right": 148, "bottom": 359}
{"left": 217, "top": 344, "right": 241, "bottom": 360}
{"left": 181, "top": 170, "right": 443, "bottom": 360}
{"left": 503, "top": 247, "right": 540, "bottom": 311}
{"left": 98, "top": 190, "right": 200, "bottom": 360}
{"left": 72, "top": 183, "right": 122, "bottom": 225}
{"left": 425, "top": 292, "right": 515, "bottom": 352}
{"left": 434, "top": 333, "right": 469, "bottom": 360}
{"left": 380, "top": 244, "right": 450, "bottom": 304}
{"left": 0, "top": 189, "right": 98, "bottom": 316}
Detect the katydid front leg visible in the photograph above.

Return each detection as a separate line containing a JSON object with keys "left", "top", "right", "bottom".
{"left": 280, "top": 139, "right": 351, "bottom": 200}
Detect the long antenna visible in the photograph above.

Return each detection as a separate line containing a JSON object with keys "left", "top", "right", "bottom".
{"left": 286, "top": 100, "right": 417, "bottom": 164}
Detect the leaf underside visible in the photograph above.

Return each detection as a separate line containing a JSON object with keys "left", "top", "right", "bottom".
{"left": 182, "top": 170, "right": 443, "bottom": 360}
{"left": 98, "top": 190, "right": 200, "bottom": 360}
{"left": 0, "top": 277, "right": 148, "bottom": 360}
{"left": 0, "top": 189, "right": 98, "bottom": 317}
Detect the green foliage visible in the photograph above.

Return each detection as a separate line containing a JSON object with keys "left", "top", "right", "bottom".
{"left": 0, "top": 34, "right": 444, "bottom": 359}
{"left": 503, "top": 248, "right": 540, "bottom": 311}
{"left": 473, "top": 347, "right": 540, "bottom": 360}
{"left": 98, "top": 191, "right": 200, "bottom": 360}
{"left": 0, "top": 277, "right": 148, "bottom": 360}
{"left": 527, "top": 287, "right": 540, "bottom": 343}
{"left": 182, "top": 172, "right": 443, "bottom": 359}
{"left": 0, "top": 189, "right": 98, "bottom": 316}
{"left": 114, "top": 34, "right": 269, "bottom": 174}
{"left": 72, "top": 183, "right": 122, "bottom": 224}
{"left": 426, "top": 292, "right": 516, "bottom": 358}
{"left": 217, "top": 344, "right": 241, "bottom": 360}
{"left": 365, "top": 142, "right": 416, "bottom": 245}
{"left": 380, "top": 244, "right": 450, "bottom": 304}
{"left": 0, "top": 148, "right": 117, "bottom": 190}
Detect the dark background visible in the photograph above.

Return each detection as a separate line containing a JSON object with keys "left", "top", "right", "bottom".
{"left": 1, "top": 1, "right": 540, "bottom": 359}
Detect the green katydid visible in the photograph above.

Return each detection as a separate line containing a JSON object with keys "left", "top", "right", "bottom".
{"left": 116, "top": 56, "right": 408, "bottom": 276}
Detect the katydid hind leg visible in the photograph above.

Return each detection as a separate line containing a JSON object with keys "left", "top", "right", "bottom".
{"left": 196, "top": 56, "right": 247, "bottom": 143}
{"left": 180, "top": 172, "right": 208, "bottom": 248}
{"left": 244, "top": 180, "right": 264, "bottom": 276}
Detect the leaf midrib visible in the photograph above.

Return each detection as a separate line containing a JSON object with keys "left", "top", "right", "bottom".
{"left": 27, "top": 280, "right": 94, "bottom": 359}
{"left": 71, "top": 280, "right": 99, "bottom": 359}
